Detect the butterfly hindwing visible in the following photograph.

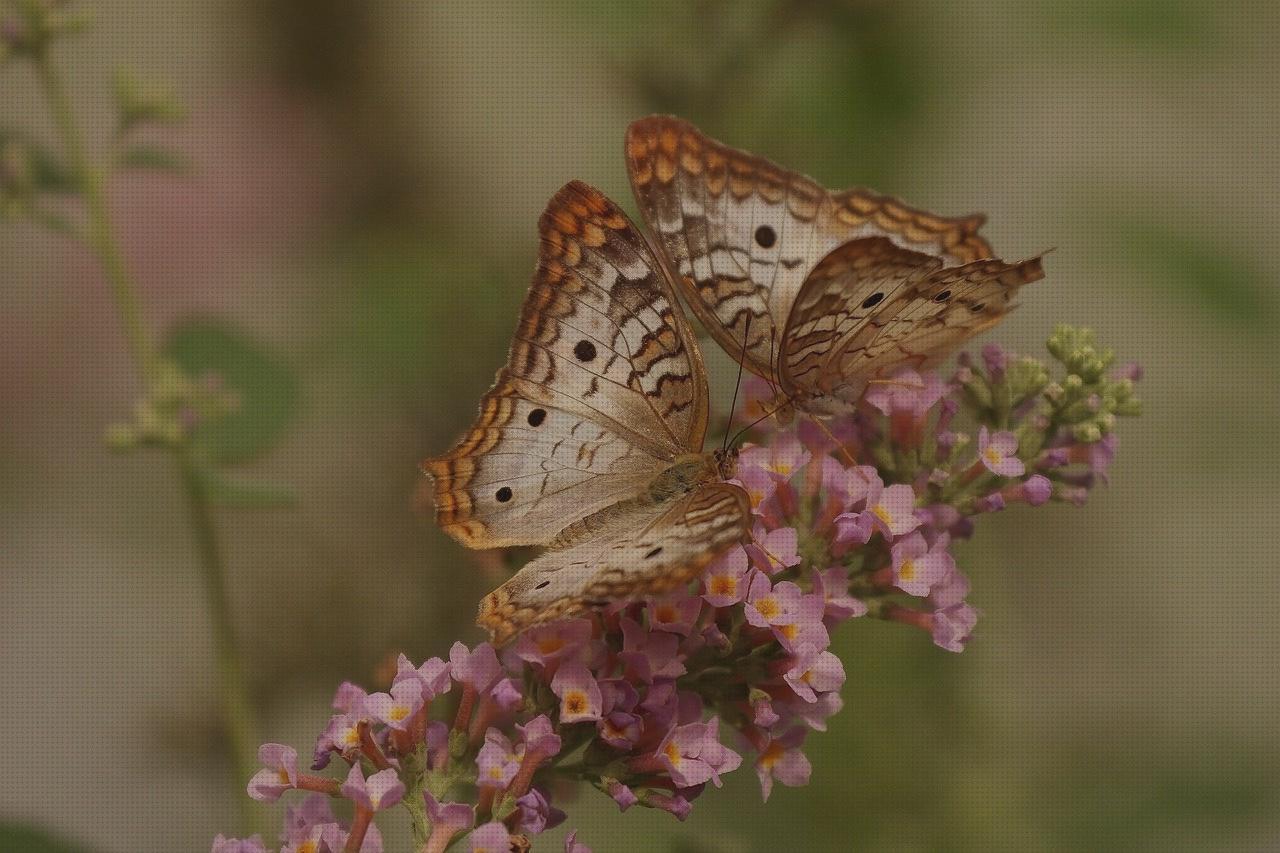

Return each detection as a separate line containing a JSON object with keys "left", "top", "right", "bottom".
{"left": 477, "top": 482, "right": 752, "bottom": 644}
{"left": 823, "top": 255, "right": 1046, "bottom": 404}
{"left": 780, "top": 237, "right": 944, "bottom": 398}
{"left": 783, "top": 241, "right": 1045, "bottom": 408}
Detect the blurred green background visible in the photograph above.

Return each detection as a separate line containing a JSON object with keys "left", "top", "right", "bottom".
{"left": 3, "top": 1, "right": 1278, "bottom": 850}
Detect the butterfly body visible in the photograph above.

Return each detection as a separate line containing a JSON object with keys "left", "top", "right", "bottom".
{"left": 547, "top": 449, "right": 738, "bottom": 549}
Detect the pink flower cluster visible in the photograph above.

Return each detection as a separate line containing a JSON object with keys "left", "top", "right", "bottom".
{"left": 216, "top": 332, "right": 1140, "bottom": 851}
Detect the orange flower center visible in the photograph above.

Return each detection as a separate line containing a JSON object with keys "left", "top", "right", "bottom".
{"left": 709, "top": 575, "right": 737, "bottom": 596}
{"left": 563, "top": 691, "right": 588, "bottom": 715}
{"left": 760, "top": 741, "right": 786, "bottom": 769}
{"left": 537, "top": 636, "right": 566, "bottom": 656}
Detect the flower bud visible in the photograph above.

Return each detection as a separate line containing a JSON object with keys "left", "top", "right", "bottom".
{"left": 1072, "top": 423, "right": 1102, "bottom": 444}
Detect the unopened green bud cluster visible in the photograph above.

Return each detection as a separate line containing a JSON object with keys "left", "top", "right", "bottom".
{"left": 104, "top": 361, "right": 239, "bottom": 451}
{"left": 1045, "top": 325, "right": 1141, "bottom": 443}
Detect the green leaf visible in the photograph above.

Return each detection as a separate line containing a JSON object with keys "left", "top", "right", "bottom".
{"left": 164, "top": 319, "right": 299, "bottom": 464}
{"left": 0, "top": 822, "right": 94, "bottom": 853}
{"left": 116, "top": 144, "right": 190, "bottom": 173}
{"left": 199, "top": 468, "right": 298, "bottom": 508}
{"left": 0, "top": 128, "right": 77, "bottom": 193}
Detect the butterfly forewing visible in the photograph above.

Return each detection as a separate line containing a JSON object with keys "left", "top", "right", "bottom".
{"left": 626, "top": 115, "right": 1046, "bottom": 413}
{"left": 625, "top": 115, "right": 995, "bottom": 387}
{"left": 424, "top": 376, "right": 665, "bottom": 548}
{"left": 477, "top": 482, "right": 751, "bottom": 644}
{"left": 628, "top": 116, "right": 836, "bottom": 381}
{"left": 424, "top": 181, "right": 710, "bottom": 549}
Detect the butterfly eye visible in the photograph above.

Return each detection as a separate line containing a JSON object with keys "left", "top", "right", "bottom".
{"left": 495, "top": 487, "right": 513, "bottom": 503}
{"left": 644, "top": 546, "right": 663, "bottom": 559}
{"left": 933, "top": 290, "right": 952, "bottom": 303}
{"left": 754, "top": 225, "right": 776, "bottom": 248}
{"left": 574, "top": 340, "right": 597, "bottom": 361}
{"left": 527, "top": 408, "right": 547, "bottom": 426}
{"left": 861, "top": 292, "right": 884, "bottom": 309}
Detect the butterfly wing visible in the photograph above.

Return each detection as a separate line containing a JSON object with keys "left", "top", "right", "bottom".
{"left": 424, "top": 181, "right": 710, "bottom": 548}
{"left": 781, "top": 238, "right": 1045, "bottom": 410}
{"left": 477, "top": 482, "right": 751, "bottom": 644}
{"left": 625, "top": 115, "right": 992, "bottom": 385}
{"left": 780, "top": 237, "right": 942, "bottom": 400}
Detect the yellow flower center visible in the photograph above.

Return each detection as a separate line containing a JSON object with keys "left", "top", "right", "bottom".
{"left": 488, "top": 765, "right": 505, "bottom": 780}
{"left": 769, "top": 462, "right": 793, "bottom": 476}
{"left": 755, "top": 596, "right": 780, "bottom": 619}
{"left": 389, "top": 704, "right": 410, "bottom": 722}
{"left": 873, "top": 504, "right": 893, "bottom": 525}
{"left": 779, "top": 623, "right": 799, "bottom": 641}
{"left": 299, "top": 842, "right": 318, "bottom": 853}
{"left": 759, "top": 741, "right": 786, "bottom": 769}
{"left": 537, "top": 635, "right": 566, "bottom": 656}
{"left": 709, "top": 575, "right": 737, "bottom": 596}
{"left": 899, "top": 559, "right": 916, "bottom": 581}
{"left": 984, "top": 447, "right": 1002, "bottom": 465}
{"left": 664, "top": 739, "right": 682, "bottom": 766}
{"left": 748, "top": 489, "right": 765, "bottom": 507}
{"left": 339, "top": 726, "right": 360, "bottom": 748}
{"left": 563, "top": 690, "right": 588, "bottom": 715}
{"left": 800, "top": 669, "right": 814, "bottom": 684}
{"left": 655, "top": 604, "right": 678, "bottom": 624}
{"left": 277, "top": 768, "right": 292, "bottom": 784}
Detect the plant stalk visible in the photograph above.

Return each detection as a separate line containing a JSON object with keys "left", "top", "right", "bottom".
{"left": 31, "top": 41, "right": 264, "bottom": 835}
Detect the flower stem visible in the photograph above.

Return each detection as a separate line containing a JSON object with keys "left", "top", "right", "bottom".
{"left": 31, "top": 44, "right": 159, "bottom": 383}
{"left": 175, "top": 450, "right": 262, "bottom": 824}
{"left": 30, "top": 40, "right": 264, "bottom": 835}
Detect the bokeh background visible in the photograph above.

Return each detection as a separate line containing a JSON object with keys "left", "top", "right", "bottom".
{"left": 3, "top": 1, "right": 1279, "bottom": 850}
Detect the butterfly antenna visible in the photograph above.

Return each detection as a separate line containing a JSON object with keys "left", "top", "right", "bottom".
{"left": 723, "top": 314, "right": 752, "bottom": 454}
{"left": 728, "top": 392, "right": 795, "bottom": 450}
{"left": 746, "top": 532, "right": 788, "bottom": 572}
{"left": 805, "top": 411, "right": 859, "bottom": 467}
{"left": 765, "top": 323, "right": 782, "bottom": 401}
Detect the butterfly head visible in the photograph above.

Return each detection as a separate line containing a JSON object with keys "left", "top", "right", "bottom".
{"left": 711, "top": 446, "right": 739, "bottom": 480}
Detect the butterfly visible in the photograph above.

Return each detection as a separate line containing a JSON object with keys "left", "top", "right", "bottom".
{"left": 625, "top": 115, "right": 1046, "bottom": 418}
{"left": 423, "top": 181, "right": 752, "bottom": 644}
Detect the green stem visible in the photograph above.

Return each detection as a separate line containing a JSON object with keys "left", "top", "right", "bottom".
{"left": 32, "top": 45, "right": 159, "bottom": 384}
{"left": 177, "top": 449, "right": 263, "bottom": 831}
{"left": 31, "top": 41, "right": 264, "bottom": 835}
